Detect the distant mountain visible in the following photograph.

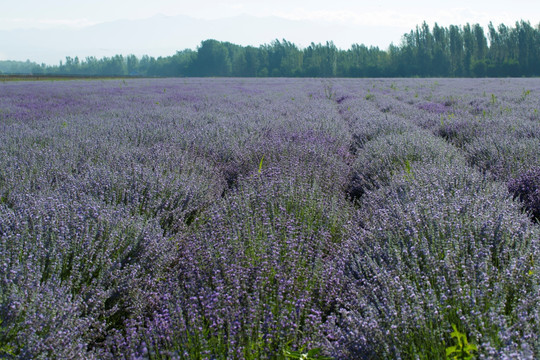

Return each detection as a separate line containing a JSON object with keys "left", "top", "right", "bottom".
{"left": 0, "top": 14, "right": 405, "bottom": 64}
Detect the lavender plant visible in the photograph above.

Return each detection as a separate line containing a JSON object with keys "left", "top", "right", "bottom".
{"left": 508, "top": 167, "right": 540, "bottom": 221}
{"left": 347, "top": 129, "right": 462, "bottom": 201}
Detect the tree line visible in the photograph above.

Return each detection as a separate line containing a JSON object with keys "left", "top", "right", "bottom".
{"left": 2, "top": 20, "right": 539, "bottom": 77}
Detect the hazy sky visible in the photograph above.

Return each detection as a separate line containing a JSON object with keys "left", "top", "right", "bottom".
{"left": 1, "top": 0, "right": 538, "bottom": 63}
{"left": 3, "top": 0, "right": 537, "bottom": 30}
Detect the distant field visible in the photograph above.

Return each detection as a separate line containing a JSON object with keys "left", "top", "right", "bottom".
{"left": 1, "top": 78, "right": 539, "bottom": 359}
{"left": 0, "top": 74, "right": 139, "bottom": 81}
{"left": 0, "top": 74, "right": 76, "bottom": 81}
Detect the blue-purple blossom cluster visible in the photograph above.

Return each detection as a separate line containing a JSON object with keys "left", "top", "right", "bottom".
{"left": 0, "top": 78, "right": 539, "bottom": 359}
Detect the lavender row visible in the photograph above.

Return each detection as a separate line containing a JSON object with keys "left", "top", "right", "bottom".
{"left": 350, "top": 78, "right": 540, "bottom": 182}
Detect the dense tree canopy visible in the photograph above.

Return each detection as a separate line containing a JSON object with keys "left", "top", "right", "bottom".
{"left": 2, "top": 20, "right": 539, "bottom": 77}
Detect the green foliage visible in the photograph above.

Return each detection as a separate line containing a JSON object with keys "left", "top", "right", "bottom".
{"left": 258, "top": 155, "right": 265, "bottom": 174}
{"left": 445, "top": 324, "right": 478, "bottom": 360}
{"left": 403, "top": 159, "right": 414, "bottom": 182}
{"left": 520, "top": 89, "right": 531, "bottom": 102}
{"left": 404, "top": 159, "right": 412, "bottom": 175}
{"left": 323, "top": 83, "right": 335, "bottom": 100}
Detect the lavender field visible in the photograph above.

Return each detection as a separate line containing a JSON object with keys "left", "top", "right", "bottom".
{"left": 1, "top": 78, "right": 540, "bottom": 359}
